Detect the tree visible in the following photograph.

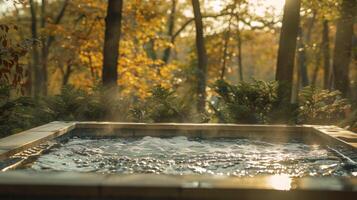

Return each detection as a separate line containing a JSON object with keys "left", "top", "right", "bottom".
{"left": 300, "top": 11, "right": 315, "bottom": 87}
{"left": 275, "top": 0, "right": 301, "bottom": 104}
{"left": 102, "top": 0, "right": 123, "bottom": 88}
{"left": 332, "top": 0, "right": 356, "bottom": 97}
{"left": 236, "top": 17, "right": 243, "bottom": 82}
{"left": 162, "top": 0, "right": 176, "bottom": 64}
{"left": 41, "top": 0, "right": 69, "bottom": 95}
{"left": 191, "top": 0, "right": 208, "bottom": 113}
{"left": 29, "top": 0, "right": 69, "bottom": 97}
{"left": 322, "top": 20, "right": 331, "bottom": 89}
{"left": 297, "top": 27, "right": 309, "bottom": 87}
{"left": 299, "top": 0, "right": 341, "bottom": 90}
{"left": 220, "top": 16, "right": 233, "bottom": 80}
{"left": 29, "top": 0, "right": 41, "bottom": 97}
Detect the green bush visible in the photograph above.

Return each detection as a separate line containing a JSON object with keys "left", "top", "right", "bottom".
{"left": 1, "top": 82, "right": 355, "bottom": 137}
{"left": 40, "top": 86, "right": 91, "bottom": 121}
{"left": 0, "top": 85, "right": 38, "bottom": 137}
{"left": 130, "top": 85, "right": 204, "bottom": 122}
{"left": 0, "top": 85, "right": 134, "bottom": 136}
{"left": 298, "top": 86, "right": 351, "bottom": 124}
{"left": 210, "top": 80, "right": 278, "bottom": 123}
{"left": 41, "top": 85, "right": 132, "bottom": 121}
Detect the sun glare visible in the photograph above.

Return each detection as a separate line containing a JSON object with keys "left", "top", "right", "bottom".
{"left": 182, "top": 0, "right": 286, "bottom": 19}
{"left": 267, "top": 174, "right": 292, "bottom": 190}
{"left": 251, "top": 0, "right": 286, "bottom": 16}
{"left": 263, "top": 0, "right": 286, "bottom": 10}
{"left": 209, "top": 0, "right": 286, "bottom": 19}
{"left": 209, "top": 0, "right": 224, "bottom": 13}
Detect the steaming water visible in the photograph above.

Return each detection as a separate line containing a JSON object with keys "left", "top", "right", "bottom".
{"left": 30, "top": 136, "right": 357, "bottom": 177}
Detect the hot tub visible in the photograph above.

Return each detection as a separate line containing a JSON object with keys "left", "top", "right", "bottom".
{"left": 0, "top": 121, "right": 356, "bottom": 200}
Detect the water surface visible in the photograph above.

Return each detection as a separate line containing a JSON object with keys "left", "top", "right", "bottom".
{"left": 30, "top": 136, "right": 357, "bottom": 177}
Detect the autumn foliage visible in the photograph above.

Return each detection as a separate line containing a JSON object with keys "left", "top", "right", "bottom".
{"left": 0, "top": 0, "right": 356, "bottom": 135}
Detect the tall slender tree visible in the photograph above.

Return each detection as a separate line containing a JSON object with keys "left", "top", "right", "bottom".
{"left": 41, "top": 0, "right": 69, "bottom": 95}
{"left": 192, "top": 0, "right": 208, "bottom": 113}
{"left": 29, "top": 0, "right": 69, "bottom": 96}
{"left": 322, "top": 20, "right": 331, "bottom": 89}
{"left": 40, "top": 0, "right": 46, "bottom": 95}
{"left": 220, "top": 17, "right": 232, "bottom": 80}
{"left": 162, "top": 0, "right": 177, "bottom": 64}
{"left": 29, "top": 0, "right": 41, "bottom": 98}
{"left": 297, "top": 27, "right": 308, "bottom": 87}
{"left": 102, "top": 0, "right": 123, "bottom": 88}
{"left": 275, "top": 0, "right": 301, "bottom": 104}
{"left": 234, "top": 2, "right": 244, "bottom": 82}
{"left": 332, "top": 0, "right": 356, "bottom": 97}
{"left": 236, "top": 22, "right": 243, "bottom": 82}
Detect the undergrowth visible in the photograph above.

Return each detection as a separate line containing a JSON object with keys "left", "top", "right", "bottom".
{"left": 0, "top": 81, "right": 354, "bottom": 137}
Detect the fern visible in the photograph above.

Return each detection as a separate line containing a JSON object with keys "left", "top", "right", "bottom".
{"left": 0, "top": 85, "right": 38, "bottom": 137}
{"left": 298, "top": 86, "right": 351, "bottom": 124}
{"left": 211, "top": 80, "right": 278, "bottom": 123}
{"left": 130, "top": 85, "right": 202, "bottom": 123}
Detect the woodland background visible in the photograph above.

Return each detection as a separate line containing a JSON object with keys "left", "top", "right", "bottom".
{"left": 0, "top": 0, "right": 356, "bottom": 137}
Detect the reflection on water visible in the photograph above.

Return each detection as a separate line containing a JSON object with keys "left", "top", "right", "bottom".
{"left": 267, "top": 174, "right": 292, "bottom": 190}
{"left": 29, "top": 136, "right": 357, "bottom": 177}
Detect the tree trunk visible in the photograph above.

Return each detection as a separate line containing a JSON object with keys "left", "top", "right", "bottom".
{"left": 297, "top": 27, "right": 309, "bottom": 87}
{"left": 102, "top": 0, "right": 123, "bottom": 89}
{"left": 162, "top": 0, "right": 176, "bottom": 64}
{"left": 29, "top": 0, "right": 42, "bottom": 98}
{"left": 145, "top": 39, "right": 157, "bottom": 60}
{"left": 354, "top": 34, "right": 357, "bottom": 62}
{"left": 292, "top": 55, "right": 300, "bottom": 103}
{"left": 236, "top": 15, "right": 243, "bottom": 82}
{"left": 25, "top": 61, "right": 32, "bottom": 96}
{"left": 311, "top": 49, "right": 321, "bottom": 87}
{"left": 62, "top": 63, "right": 72, "bottom": 86}
{"left": 275, "top": 0, "right": 301, "bottom": 104}
{"left": 305, "top": 12, "right": 316, "bottom": 42}
{"left": 322, "top": 20, "right": 331, "bottom": 89}
{"left": 352, "top": 34, "right": 357, "bottom": 64}
{"left": 220, "top": 18, "right": 232, "bottom": 80}
{"left": 332, "top": 0, "right": 356, "bottom": 97}
{"left": 41, "top": 0, "right": 69, "bottom": 95}
{"left": 220, "top": 31, "right": 229, "bottom": 80}
{"left": 192, "top": 0, "right": 208, "bottom": 113}
{"left": 299, "top": 12, "right": 315, "bottom": 88}
{"left": 352, "top": 33, "right": 357, "bottom": 102}
{"left": 311, "top": 20, "right": 321, "bottom": 87}
{"left": 40, "top": 0, "right": 47, "bottom": 95}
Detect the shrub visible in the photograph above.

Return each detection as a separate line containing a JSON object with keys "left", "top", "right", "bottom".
{"left": 0, "top": 85, "right": 135, "bottom": 137}
{"left": 210, "top": 80, "right": 278, "bottom": 123}
{"left": 1, "top": 82, "right": 354, "bottom": 137}
{"left": 130, "top": 85, "right": 203, "bottom": 122}
{"left": 40, "top": 86, "right": 91, "bottom": 121}
{"left": 41, "top": 85, "right": 132, "bottom": 121}
{"left": 298, "top": 86, "right": 351, "bottom": 124}
{"left": 0, "top": 85, "right": 38, "bottom": 137}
